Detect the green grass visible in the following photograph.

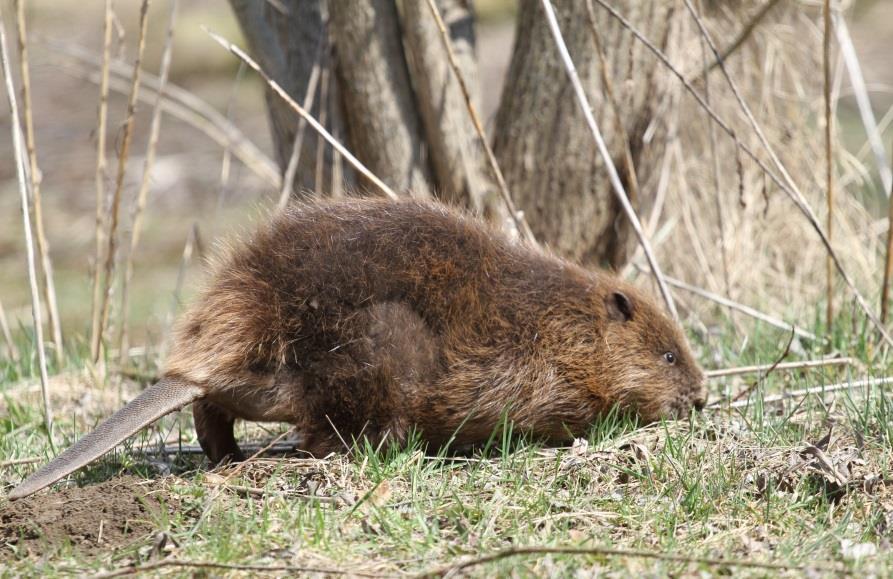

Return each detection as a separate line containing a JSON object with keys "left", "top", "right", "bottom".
{"left": 2, "top": 306, "right": 893, "bottom": 577}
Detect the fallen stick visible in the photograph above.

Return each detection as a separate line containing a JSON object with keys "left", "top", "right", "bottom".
{"left": 706, "top": 357, "right": 852, "bottom": 378}
{"left": 708, "top": 376, "right": 893, "bottom": 410}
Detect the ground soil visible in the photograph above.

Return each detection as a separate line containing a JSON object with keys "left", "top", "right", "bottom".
{"left": 0, "top": 475, "right": 175, "bottom": 559}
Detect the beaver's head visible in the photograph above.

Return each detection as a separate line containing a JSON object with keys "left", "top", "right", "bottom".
{"left": 595, "top": 284, "right": 707, "bottom": 422}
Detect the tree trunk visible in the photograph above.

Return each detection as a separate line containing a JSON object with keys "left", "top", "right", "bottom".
{"left": 400, "top": 0, "right": 502, "bottom": 217}
{"left": 328, "top": 0, "right": 433, "bottom": 198}
{"left": 229, "top": 0, "right": 683, "bottom": 266}
{"left": 492, "top": 0, "right": 680, "bottom": 268}
{"left": 228, "top": 0, "right": 347, "bottom": 194}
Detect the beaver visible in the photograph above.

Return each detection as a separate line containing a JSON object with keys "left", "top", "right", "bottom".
{"left": 9, "top": 198, "right": 706, "bottom": 499}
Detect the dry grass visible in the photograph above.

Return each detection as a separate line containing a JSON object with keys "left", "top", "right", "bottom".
{"left": 644, "top": 1, "right": 888, "bottom": 333}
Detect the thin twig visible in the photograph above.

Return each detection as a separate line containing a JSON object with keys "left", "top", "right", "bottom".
{"left": 96, "top": 0, "right": 152, "bottom": 362}
{"left": 417, "top": 545, "right": 842, "bottom": 577}
{"left": 14, "top": 0, "right": 63, "bottom": 366}
{"left": 0, "top": 457, "right": 41, "bottom": 468}
{"left": 90, "top": 557, "right": 389, "bottom": 579}
{"left": 205, "top": 28, "right": 399, "bottom": 201}
{"left": 278, "top": 44, "right": 322, "bottom": 210}
{"left": 706, "top": 357, "right": 852, "bottom": 379}
{"left": 424, "top": 0, "right": 536, "bottom": 244}
{"left": 823, "top": 0, "right": 834, "bottom": 330}
{"left": 709, "top": 376, "right": 893, "bottom": 410}
{"left": 89, "top": 0, "right": 114, "bottom": 363}
{"left": 882, "top": 147, "right": 893, "bottom": 323}
{"left": 643, "top": 268, "right": 817, "bottom": 340}
{"left": 0, "top": 297, "right": 19, "bottom": 361}
{"left": 679, "top": 0, "right": 891, "bottom": 346}
{"left": 0, "top": 5, "right": 52, "bottom": 436}
{"left": 117, "top": 0, "right": 178, "bottom": 363}
{"left": 540, "top": 0, "right": 677, "bottom": 320}
{"left": 691, "top": 0, "right": 783, "bottom": 81}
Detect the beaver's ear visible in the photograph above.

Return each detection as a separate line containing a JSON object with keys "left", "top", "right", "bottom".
{"left": 606, "top": 291, "right": 634, "bottom": 322}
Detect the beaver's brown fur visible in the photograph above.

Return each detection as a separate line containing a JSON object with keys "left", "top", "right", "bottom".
{"left": 9, "top": 198, "right": 706, "bottom": 500}
{"left": 165, "top": 198, "right": 706, "bottom": 461}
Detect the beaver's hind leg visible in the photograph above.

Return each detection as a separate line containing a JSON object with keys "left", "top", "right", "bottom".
{"left": 193, "top": 400, "right": 246, "bottom": 464}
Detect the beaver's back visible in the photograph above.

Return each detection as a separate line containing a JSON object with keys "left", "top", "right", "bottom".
{"left": 165, "top": 199, "right": 593, "bottom": 387}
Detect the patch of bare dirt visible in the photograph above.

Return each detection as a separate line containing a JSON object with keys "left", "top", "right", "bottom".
{"left": 0, "top": 476, "right": 176, "bottom": 558}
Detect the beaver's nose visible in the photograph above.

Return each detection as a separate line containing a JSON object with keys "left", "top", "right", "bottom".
{"left": 693, "top": 395, "right": 707, "bottom": 412}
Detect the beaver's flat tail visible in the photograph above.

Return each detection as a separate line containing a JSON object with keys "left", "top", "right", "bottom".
{"left": 8, "top": 378, "right": 203, "bottom": 500}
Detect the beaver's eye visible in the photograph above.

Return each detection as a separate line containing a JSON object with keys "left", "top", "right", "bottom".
{"left": 663, "top": 352, "right": 676, "bottom": 365}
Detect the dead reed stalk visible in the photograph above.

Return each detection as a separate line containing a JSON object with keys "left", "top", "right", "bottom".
{"left": 59, "top": 55, "right": 281, "bottom": 190}
{"left": 423, "top": 0, "right": 536, "bottom": 245}
{"left": 0, "top": 6, "right": 52, "bottom": 435}
{"left": 205, "top": 28, "right": 400, "bottom": 201}
{"left": 96, "top": 0, "right": 152, "bottom": 361}
{"left": 882, "top": 148, "right": 893, "bottom": 324}
{"left": 14, "top": 0, "right": 63, "bottom": 366}
{"left": 823, "top": 0, "right": 834, "bottom": 330}
{"left": 89, "top": 0, "right": 114, "bottom": 363}
{"left": 117, "top": 0, "right": 178, "bottom": 364}
{"left": 0, "top": 297, "right": 18, "bottom": 362}
{"left": 540, "top": 0, "right": 678, "bottom": 321}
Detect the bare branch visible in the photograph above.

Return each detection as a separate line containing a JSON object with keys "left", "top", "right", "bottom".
{"left": 834, "top": 14, "right": 892, "bottom": 196}
{"left": 421, "top": 544, "right": 842, "bottom": 576}
{"left": 278, "top": 45, "right": 322, "bottom": 210}
{"left": 691, "top": 0, "right": 783, "bottom": 81}
{"left": 651, "top": 270, "right": 817, "bottom": 341}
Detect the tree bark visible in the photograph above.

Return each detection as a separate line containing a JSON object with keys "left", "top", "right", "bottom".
{"left": 400, "top": 0, "right": 500, "bottom": 216}
{"left": 492, "top": 0, "right": 680, "bottom": 268}
{"left": 328, "top": 0, "right": 433, "bottom": 198}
